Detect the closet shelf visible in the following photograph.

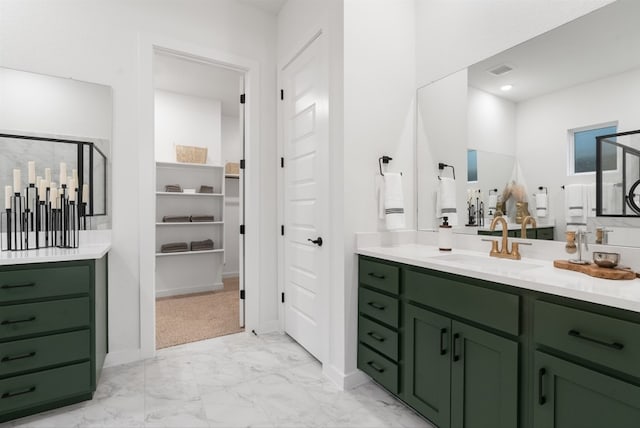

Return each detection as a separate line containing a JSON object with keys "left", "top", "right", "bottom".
{"left": 156, "top": 221, "right": 223, "bottom": 226}
{"left": 156, "top": 161, "right": 224, "bottom": 169}
{"left": 225, "top": 174, "right": 240, "bottom": 179}
{"left": 156, "top": 249, "right": 224, "bottom": 257}
{"left": 156, "top": 192, "right": 223, "bottom": 197}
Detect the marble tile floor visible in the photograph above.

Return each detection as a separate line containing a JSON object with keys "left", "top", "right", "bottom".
{"left": 7, "top": 332, "right": 434, "bottom": 428}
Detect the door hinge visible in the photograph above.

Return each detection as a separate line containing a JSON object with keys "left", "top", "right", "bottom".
{"left": 240, "top": 290, "right": 245, "bottom": 300}
{"left": 240, "top": 225, "right": 245, "bottom": 235}
{"left": 281, "top": 292, "right": 285, "bottom": 303}
{"left": 280, "top": 89, "right": 284, "bottom": 100}
{"left": 240, "top": 159, "right": 245, "bottom": 169}
{"left": 281, "top": 225, "right": 284, "bottom": 236}
{"left": 280, "top": 157, "right": 284, "bottom": 168}
{"left": 240, "top": 93, "right": 246, "bottom": 104}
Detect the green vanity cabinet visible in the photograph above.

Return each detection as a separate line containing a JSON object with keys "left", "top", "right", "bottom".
{"left": 0, "top": 256, "right": 108, "bottom": 423}
{"left": 477, "top": 226, "right": 554, "bottom": 240}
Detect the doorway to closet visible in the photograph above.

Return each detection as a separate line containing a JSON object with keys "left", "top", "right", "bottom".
{"left": 152, "top": 51, "right": 245, "bottom": 349}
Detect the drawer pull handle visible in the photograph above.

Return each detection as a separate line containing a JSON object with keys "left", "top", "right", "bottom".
{"left": 1, "top": 351, "right": 36, "bottom": 362}
{"left": 368, "top": 272, "right": 386, "bottom": 280}
{"left": 1, "top": 316, "right": 36, "bottom": 326}
{"left": 367, "top": 302, "right": 385, "bottom": 310}
{"left": 1, "top": 282, "right": 35, "bottom": 289}
{"left": 366, "top": 361, "right": 385, "bottom": 373}
{"left": 453, "top": 333, "right": 461, "bottom": 362}
{"left": 538, "top": 368, "right": 546, "bottom": 405}
{"left": 2, "top": 386, "right": 36, "bottom": 399}
{"left": 568, "top": 329, "right": 624, "bottom": 350}
{"left": 440, "top": 328, "right": 448, "bottom": 355}
{"left": 367, "top": 331, "right": 385, "bottom": 342}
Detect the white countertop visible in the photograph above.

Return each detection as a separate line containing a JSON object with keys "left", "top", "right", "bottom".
{"left": 0, "top": 231, "right": 111, "bottom": 266}
{"left": 357, "top": 244, "right": 640, "bottom": 314}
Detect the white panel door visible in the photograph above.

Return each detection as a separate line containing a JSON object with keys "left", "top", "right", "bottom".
{"left": 282, "top": 34, "right": 329, "bottom": 360}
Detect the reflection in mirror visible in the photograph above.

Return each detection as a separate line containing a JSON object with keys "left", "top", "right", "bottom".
{"left": 0, "top": 67, "right": 111, "bottom": 229}
{"left": 416, "top": 0, "right": 640, "bottom": 247}
{"left": 597, "top": 130, "right": 640, "bottom": 217}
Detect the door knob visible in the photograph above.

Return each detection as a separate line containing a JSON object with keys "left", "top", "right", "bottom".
{"left": 307, "top": 237, "right": 323, "bottom": 247}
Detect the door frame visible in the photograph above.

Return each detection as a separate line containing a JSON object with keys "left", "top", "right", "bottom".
{"left": 138, "top": 33, "right": 260, "bottom": 359}
{"left": 277, "top": 28, "right": 331, "bottom": 363}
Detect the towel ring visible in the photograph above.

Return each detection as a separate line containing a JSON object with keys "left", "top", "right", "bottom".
{"left": 378, "top": 156, "right": 402, "bottom": 176}
{"left": 488, "top": 188, "right": 498, "bottom": 195}
{"left": 438, "top": 162, "right": 455, "bottom": 180}
{"left": 537, "top": 186, "right": 548, "bottom": 194}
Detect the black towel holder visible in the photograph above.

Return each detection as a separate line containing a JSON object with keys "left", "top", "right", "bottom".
{"left": 438, "top": 162, "right": 455, "bottom": 180}
{"left": 538, "top": 186, "right": 548, "bottom": 194}
{"left": 488, "top": 188, "right": 498, "bottom": 195}
{"left": 379, "top": 156, "right": 402, "bottom": 176}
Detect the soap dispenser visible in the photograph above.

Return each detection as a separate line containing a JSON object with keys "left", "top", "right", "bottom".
{"left": 439, "top": 216, "right": 453, "bottom": 251}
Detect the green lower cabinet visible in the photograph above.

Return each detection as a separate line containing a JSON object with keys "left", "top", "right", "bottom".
{"left": 534, "top": 351, "right": 640, "bottom": 428}
{"left": 450, "top": 321, "right": 518, "bottom": 428}
{"left": 404, "top": 304, "right": 451, "bottom": 428}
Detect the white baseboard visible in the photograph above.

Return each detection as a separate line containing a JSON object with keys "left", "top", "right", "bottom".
{"left": 155, "top": 282, "right": 223, "bottom": 298}
{"left": 103, "top": 348, "right": 142, "bottom": 368}
{"left": 323, "top": 364, "right": 370, "bottom": 390}
{"left": 222, "top": 271, "right": 239, "bottom": 279}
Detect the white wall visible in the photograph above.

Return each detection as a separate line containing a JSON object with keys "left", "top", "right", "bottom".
{"left": 222, "top": 114, "right": 241, "bottom": 276}
{"left": 154, "top": 89, "right": 222, "bottom": 164}
{"left": 0, "top": 0, "right": 277, "bottom": 360}
{"left": 467, "top": 87, "right": 516, "bottom": 156}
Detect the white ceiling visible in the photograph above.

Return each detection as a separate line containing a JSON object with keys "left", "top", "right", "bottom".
{"left": 468, "top": 0, "right": 640, "bottom": 103}
{"left": 237, "top": 0, "right": 286, "bottom": 15}
{"left": 153, "top": 53, "right": 243, "bottom": 117}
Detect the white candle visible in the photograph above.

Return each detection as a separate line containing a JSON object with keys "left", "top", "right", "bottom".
{"left": 36, "top": 176, "right": 42, "bottom": 187}
{"left": 69, "top": 186, "right": 76, "bottom": 202}
{"left": 13, "top": 169, "right": 21, "bottom": 193}
{"left": 72, "top": 169, "right": 78, "bottom": 186}
{"left": 5, "top": 185, "right": 12, "bottom": 210}
{"left": 49, "top": 181, "right": 56, "bottom": 190}
{"left": 28, "top": 161, "right": 36, "bottom": 184}
{"left": 82, "top": 184, "right": 89, "bottom": 203}
{"left": 59, "top": 162, "right": 67, "bottom": 185}
{"left": 67, "top": 176, "right": 73, "bottom": 189}
{"left": 39, "top": 180, "right": 47, "bottom": 199}
{"left": 51, "top": 191, "right": 57, "bottom": 209}
{"left": 44, "top": 168, "right": 51, "bottom": 182}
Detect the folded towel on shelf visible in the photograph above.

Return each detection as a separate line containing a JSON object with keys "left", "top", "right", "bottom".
{"left": 160, "top": 242, "right": 188, "bottom": 253}
{"left": 586, "top": 183, "right": 596, "bottom": 218}
{"left": 165, "top": 184, "right": 182, "bottom": 193}
{"left": 437, "top": 177, "right": 458, "bottom": 226}
{"left": 565, "top": 184, "right": 584, "bottom": 216}
{"left": 162, "top": 215, "right": 191, "bottom": 223}
{"left": 199, "top": 185, "right": 214, "bottom": 194}
{"left": 190, "top": 239, "right": 214, "bottom": 251}
{"left": 190, "top": 215, "right": 215, "bottom": 222}
{"left": 535, "top": 193, "right": 548, "bottom": 218}
{"left": 380, "top": 172, "right": 405, "bottom": 230}
{"left": 487, "top": 194, "right": 498, "bottom": 212}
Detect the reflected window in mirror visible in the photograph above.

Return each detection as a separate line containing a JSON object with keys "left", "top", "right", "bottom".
{"left": 570, "top": 124, "right": 618, "bottom": 174}
{"left": 467, "top": 149, "right": 478, "bottom": 182}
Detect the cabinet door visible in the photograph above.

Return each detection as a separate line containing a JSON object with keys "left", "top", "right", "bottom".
{"left": 534, "top": 351, "right": 640, "bottom": 428}
{"left": 404, "top": 304, "right": 451, "bottom": 428}
{"left": 450, "top": 321, "right": 518, "bottom": 428}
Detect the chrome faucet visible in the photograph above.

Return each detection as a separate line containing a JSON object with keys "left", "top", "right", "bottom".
{"left": 521, "top": 216, "right": 537, "bottom": 238}
{"left": 488, "top": 216, "right": 521, "bottom": 260}
{"left": 569, "top": 230, "right": 590, "bottom": 265}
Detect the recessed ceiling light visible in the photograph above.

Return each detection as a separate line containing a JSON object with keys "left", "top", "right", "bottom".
{"left": 501, "top": 84, "right": 513, "bottom": 91}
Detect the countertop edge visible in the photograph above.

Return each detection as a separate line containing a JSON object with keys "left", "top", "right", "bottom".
{"left": 0, "top": 243, "right": 111, "bottom": 266}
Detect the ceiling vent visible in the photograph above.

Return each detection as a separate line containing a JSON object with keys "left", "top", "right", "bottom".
{"left": 488, "top": 64, "right": 514, "bottom": 76}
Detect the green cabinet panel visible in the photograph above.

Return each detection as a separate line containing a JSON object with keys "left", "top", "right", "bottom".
{"left": 535, "top": 227, "right": 554, "bottom": 240}
{"left": 450, "top": 321, "right": 518, "bottom": 428}
{"left": 359, "top": 287, "right": 399, "bottom": 328}
{"left": 534, "top": 351, "right": 640, "bottom": 428}
{"left": 0, "top": 330, "right": 90, "bottom": 378}
{"left": 535, "top": 300, "right": 640, "bottom": 379}
{"left": 359, "top": 258, "right": 399, "bottom": 295}
{"left": 0, "top": 265, "right": 89, "bottom": 303}
{"left": 357, "top": 343, "right": 398, "bottom": 394}
{"left": 0, "top": 297, "right": 89, "bottom": 341}
{"left": 477, "top": 227, "right": 554, "bottom": 240}
{"left": 405, "top": 270, "right": 519, "bottom": 335}
{"left": 404, "top": 303, "right": 451, "bottom": 428}
{"left": 358, "top": 316, "right": 398, "bottom": 361}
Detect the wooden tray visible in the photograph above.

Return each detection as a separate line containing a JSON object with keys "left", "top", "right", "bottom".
{"left": 553, "top": 260, "right": 637, "bottom": 280}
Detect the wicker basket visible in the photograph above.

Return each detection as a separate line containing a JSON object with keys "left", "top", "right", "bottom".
{"left": 176, "top": 145, "right": 208, "bottom": 164}
{"left": 225, "top": 162, "right": 240, "bottom": 175}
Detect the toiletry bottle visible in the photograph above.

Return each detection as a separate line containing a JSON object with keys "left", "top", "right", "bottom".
{"left": 439, "top": 216, "right": 453, "bottom": 251}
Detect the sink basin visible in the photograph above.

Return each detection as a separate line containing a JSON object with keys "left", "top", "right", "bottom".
{"left": 430, "top": 253, "right": 542, "bottom": 274}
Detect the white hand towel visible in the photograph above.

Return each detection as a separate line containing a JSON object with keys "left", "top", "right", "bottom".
{"left": 383, "top": 173, "right": 405, "bottom": 230}
{"left": 487, "top": 194, "right": 498, "bottom": 211}
{"left": 586, "top": 183, "right": 596, "bottom": 218}
{"left": 535, "top": 193, "right": 548, "bottom": 218}
{"left": 437, "top": 177, "right": 458, "bottom": 226}
{"left": 566, "top": 184, "right": 584, "bottom": 216}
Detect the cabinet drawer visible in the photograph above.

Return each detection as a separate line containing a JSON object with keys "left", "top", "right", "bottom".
{"left": 359, "top": 287, "right": 399, "bottom": 328}
{"left": 0, "top": 265, "right": 89, "bottom": 303}
{"left": 358, "top": 315, "right": 398, "bottom": 361}
{"left": 0, "top": 297, "right": 89, "bottom": 341}
{"left": 405, "top": 270, "right": 520, "bottom": 335}
{"left": 0, "top": 362, "right": 91, "bottom": 417}
{"left": 359, "top": 258, "right": 399, "bottom": 295}
{"left": 535, "top": 300, "right": 640, "bottom": 378}
{"left": 358, "top": 343, "right": 398, "bottom": 394}
{"left": 0, "top": 330, "right": 90, "bottom": 378}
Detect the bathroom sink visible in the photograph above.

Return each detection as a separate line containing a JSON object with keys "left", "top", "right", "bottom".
{"left": 430, "top": 253, "right": 542, "bottom": 274}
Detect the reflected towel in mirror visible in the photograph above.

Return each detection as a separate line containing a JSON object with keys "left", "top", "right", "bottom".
{"left": 437, "top": 177, "right": 458, "bottom": 226}
{"left": 566, "top": 184, "right": 584, "bottom": 216}
{"left": 535, "top": 193, "right": 548, "bottom": 218}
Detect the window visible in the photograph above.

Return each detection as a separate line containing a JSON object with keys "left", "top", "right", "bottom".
{"left": 467, "top": 149, "right": 478, "bottom": 182}
{"left": 571, "top": 125, "right": 617, "bottom": 174}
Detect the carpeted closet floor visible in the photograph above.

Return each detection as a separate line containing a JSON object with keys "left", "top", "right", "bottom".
{"left": 155, "top": 277, "right": 244, "bottom": 349}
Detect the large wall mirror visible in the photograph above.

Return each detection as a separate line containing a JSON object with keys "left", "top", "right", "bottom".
{"left": 0, "top": 67, "right": 111, "bottom": 229}
{"left": 417, "top": 0, "right": 640, "bottom": 247}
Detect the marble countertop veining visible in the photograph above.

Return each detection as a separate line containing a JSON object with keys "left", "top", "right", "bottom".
{"left": 0, "top": 230, "right": 111, "bottom": 266}
{"left": 357, "top": 244, "right": 640, "bottom": 314}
